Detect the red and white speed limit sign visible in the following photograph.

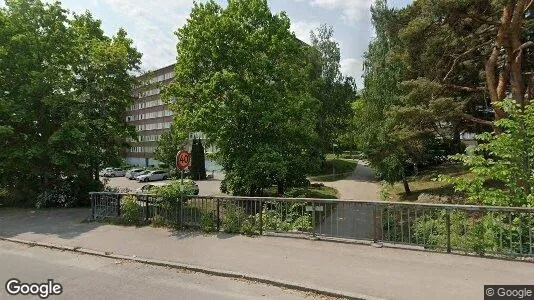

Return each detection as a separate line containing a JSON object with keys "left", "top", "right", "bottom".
{"left": 176, "top": 150, "right": 191, "bottom": 170}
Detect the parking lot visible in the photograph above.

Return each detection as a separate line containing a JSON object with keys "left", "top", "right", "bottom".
{"left": 102, "top": 172, "right": 224, "bottom": 196}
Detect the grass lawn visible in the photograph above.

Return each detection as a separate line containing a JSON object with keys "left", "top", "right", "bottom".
{"left": 383, "top": 162, "right": 471, "bottom": 203}
{"left": 264, "top": 185, "right": 339, "bottom": 199}
{"left": 308, "top": 155, "right": 358, "bottom": 182}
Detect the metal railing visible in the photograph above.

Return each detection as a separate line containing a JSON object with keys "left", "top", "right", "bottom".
{"left": 89, "top": 192, "right": 534, "bottom": 258}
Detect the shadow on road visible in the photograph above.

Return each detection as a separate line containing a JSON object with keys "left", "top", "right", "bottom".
{"left": 0, "top": 208, "right": 99, "bottom": 239}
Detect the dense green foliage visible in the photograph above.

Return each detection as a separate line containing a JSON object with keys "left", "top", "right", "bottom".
{"left": 154, "top": 125, "right": 187, "bottom": 170}
{"left": 309, "top": 25, "right": 357, "bottom": 153}
{"left": 120, "top": 195, "right": 143, "bottom": 225}
{"left": 352, "top": 0, "right": 419, "bottom": 193}
{"left": 0, "top": 0, "right": 141, "bottom": 207}
{"left": 353, "top": 0, "right": 533, "bottom": 196}
{"left": 165, "top": 0, "right": 320, "bottom": 196}
{"left": 441, "top": 100, "right": 534, "bottom": 206}
{"left": 152, "top": 179, "right": 198, "bottom": 205}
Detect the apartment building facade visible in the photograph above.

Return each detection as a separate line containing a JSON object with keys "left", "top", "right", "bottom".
{"left": 125, "top": 64, "right": 221, "bottom": 171}
{"left": 125, "top": 64, "right": 175, "bottom": 167}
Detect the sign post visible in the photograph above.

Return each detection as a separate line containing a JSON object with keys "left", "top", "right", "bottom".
{"left": 176, "top": 150, "right": 191, "bottom": 227}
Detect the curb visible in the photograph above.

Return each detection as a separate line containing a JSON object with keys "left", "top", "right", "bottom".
{"left": 0, "top": 237, "right": 383, "bottom": 300}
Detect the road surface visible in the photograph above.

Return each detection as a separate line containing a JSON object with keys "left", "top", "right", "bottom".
{"left": 103, "top": 173, "right": 224, "bottom": 196}
{"left": 0, "top": 240, "right": 325, "bottom": 300}
{"left": 317, "top": 161, "right": 379, "bottom": 240}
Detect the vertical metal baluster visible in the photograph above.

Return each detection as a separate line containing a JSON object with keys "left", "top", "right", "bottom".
{"left": 519, "top": 214, "right": 523, "bottom": 256}
{"left": 330, "top": 203, "right": 338, "bottom": 236}
{"left": 414, "top": 209, "right": 418, "bottom": 245}
{"left": 429, "top": 209, "right": 434, "bottom": 248}
{"left": 394, "top": 207, "right": 398, "bottom": 243}
{"left": 529, "top": 213, "right": 532, "bottom": 255}
{"left": 400, "top": 208, "right": 404, "bottom": 244}
{"left": 318, "top": 201, "right": 322, "bottom": 236}
{"left": 387, "top": 205, "right": 391, "bottom": 242}
{"left": 379, "top": 205, "right": 384, "bottom": 242}
{"left": 509, "top": 213, "right": 513, "bottom": 254}
{"left": 500, "top": 212, "right": 503, "bottom": 250}
{"left": 446, "top": 209, "right": 451, "bottom": 253}
{"left": 408, "top": 207, "right": 412, "bottom": 244}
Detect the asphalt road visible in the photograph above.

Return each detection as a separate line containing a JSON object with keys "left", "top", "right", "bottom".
{"left": 103, "top": 173, "right": 223, "bottom": 196}
{"left": 318, "top": 162, "right": 379, "bottom": 240}
{"left": 0, "top": 240, "right": 324, "bottom": 300}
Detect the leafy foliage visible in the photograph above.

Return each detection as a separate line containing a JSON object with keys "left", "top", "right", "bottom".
{"left": 440, "top": 100, "right": 534, "bottom": 206}
{"left": 152, "top": 179, "right": 199, "bottom": 206}
{"left": 309, "top": 25, "right": 357, "bottom": 153}
{"left": 165, "top": 0, "right": 319, "bottom": 196}
{"left": 120, "top": 195, "right": 143, "bottom": 225}
{"left": 0, "top": 0, "right": 141, "bottom": 207}
{"left": 154, "top": 124, "right": 187, "bottom": 170}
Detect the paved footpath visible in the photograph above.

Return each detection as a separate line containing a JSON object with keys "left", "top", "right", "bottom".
{"left": 317, "top": 161, "right": 381, "bottom": 201}
{"left": 318, "top": 161, "right": 381, "bottom": 239}
{"left": 1, "top": 208, "right": 533, "bottom": 300}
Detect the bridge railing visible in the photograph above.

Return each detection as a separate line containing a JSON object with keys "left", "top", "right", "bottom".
{"left": 89, "top": 192, "right": 534, "bottom": 258}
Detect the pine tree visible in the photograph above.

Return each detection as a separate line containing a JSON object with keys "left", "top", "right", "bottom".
{"left": 196, "top": 139, "right": 207, "bottom": 180}
{"left": 190, "top": 138, "right": 207, "bottom": 180}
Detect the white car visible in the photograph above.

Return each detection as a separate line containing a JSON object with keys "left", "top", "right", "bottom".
{"left": 103, "top": 168, "right": 126, "bottom": 177}
{"left": 136, "top": 170, "right": 169, "bottom": 182}
{"left": 125, "top": 168, "right": 145, "bottom": 180}
{"left": 99, "top": 167, "right": 114, "bottom": 176}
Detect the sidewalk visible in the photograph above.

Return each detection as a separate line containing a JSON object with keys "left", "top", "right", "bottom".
{"left": 1, "top": 208, "right": 533, "bottom": 300}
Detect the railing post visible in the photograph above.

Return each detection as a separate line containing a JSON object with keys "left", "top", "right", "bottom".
{"left": 259, "top": 200, "right": 263, "bottom": 235}
{"left": 145, "top": 195, "right": 149, "bottom": 222}
{"left": 373, "top": 204, "right": 378, "bottom": 243}
{"left": 179, "top": 196, "right": 184, "bottom": 229}
{"left": 312, "top": 201, "right": 317, "bottom": 239}
{"left": 446, "top": 209, "right": 451, "bottom": 253}
{"left": 91, "top": 194, "right": 95, "bottom": 220}
{"left": 116, "top": 194, "right": 121, "bottom": 217}
{"left": 216, "top": 199, "right": 220, "bottom": 231}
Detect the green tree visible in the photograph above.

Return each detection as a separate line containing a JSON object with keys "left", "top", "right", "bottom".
{"left": 387, "top": 0, "right": 533, "bottom": 128}
{"left": 441, "top": 99, "right": 534, "bottom": 207}
{"left": 309, "top": 25, "right": 357, "bottom": 154}
{"left": 0, "top": 0, "right": 141, "bottom": 207}
{"left": 165, "top": 0, "right": 319, "bottom": 196}
{"left": 352, "top": 0, "right": 419, "bottom": 193}
{"left": 154, "top": 125, "right": 187, "bottom": 170}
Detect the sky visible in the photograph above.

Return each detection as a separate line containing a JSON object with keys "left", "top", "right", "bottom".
{"left": 2, "top": 0, "right": 413, "bottom": 88}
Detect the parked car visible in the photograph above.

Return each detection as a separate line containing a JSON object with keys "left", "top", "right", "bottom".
{"left": 103, "top": 168, "right": 126, "bottom": 177}
{"left": 99, "top": 167, "right": 114, "bottom": 177}
{"left": 125, "top": 168, "right": 145, "bottom": 180}
{"left": 136, "top": 170, "right": 169, "bottom": 182}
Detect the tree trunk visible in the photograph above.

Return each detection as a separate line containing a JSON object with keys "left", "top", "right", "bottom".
{"left": 485, "top": 2, "right": 530, "bottom": 121}
{"left": 402, "top": 171, "right": 411, "bottom": 195}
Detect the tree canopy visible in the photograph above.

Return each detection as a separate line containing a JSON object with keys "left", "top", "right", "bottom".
{"left": 309, "top": 24, "right": 357, "bottom": 153}
{"left": 0, "top": 0, "right": 141, "bottom": 207}
{"left": 165, "top": 0, "right": 319, "bottom": 196}
{"left": 352, "top": 0, "right": 534, "bottom": 194}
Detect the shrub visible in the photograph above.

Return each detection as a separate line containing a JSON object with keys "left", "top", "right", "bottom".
{"left": 151, "top": 214, "right": 167, "bottom": 228}
{"left": 223, "top": 203, "right": 247, "bottom": 233}
{"left": 153, "top": 179, "right": 198, "bottom": 206}
{"left": 200, "top": 211, "right": 218, "bottom": 233}
{"left": 240, "top": 215, "right": 260, "bottom": 236}
{"left": 120, "top": 195, "right": 142, "bottom": 225}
